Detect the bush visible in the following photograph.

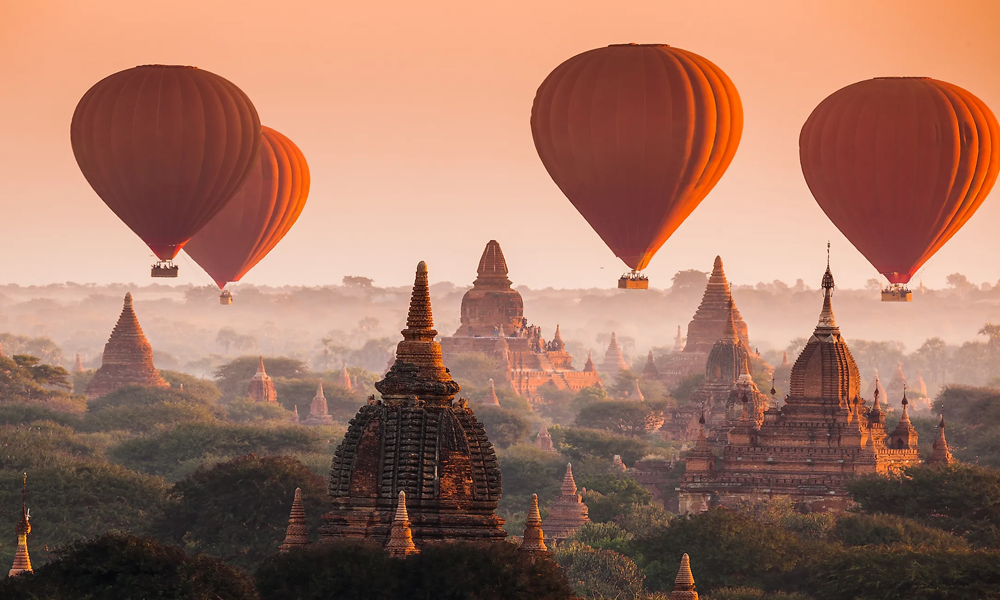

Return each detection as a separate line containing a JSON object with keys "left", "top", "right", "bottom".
{"left": 154, "top": 454, "right": 327, "bottom": 569}
{"left": 159, "top": 369, "right": 223, "bottom": 403}
{"left": 830, "top": 513, "right": 968, "bottom": 549}
{"left": 0, "top": 532, "right": 257, "bottom": 600}
{"left": 575, "top": 401, "right": 664, "bottom": 437}
{"left": 554, "top": 541, "right": 647, "bottom": 600}
{"left": 549, "top": 426, "right": 651, "bottom": 465}
{"left": 579, "top": 473, "right": 652, "bottom": 523}
{"left": 474, "top": 405, "right": 531, "bottom": 448}
{"left": 0, "top": 403, "right": 81, "bottom": 428}
{"left": 571, "top": 522, "right": 633, "bottom": 554}
{"left": 0, "top": 463, "right": 170, "bottom": 569}
{"left": 225, "top": 397, "right": 297, "bottom": 423}
{"left": 256, "top": 539, "right": 574, "bottom": 600}
{"left": 0, "top": 422, "right": 104, "bottom": 470}
{"left": 108, "top": 422, "right": 329, "bottom": 479}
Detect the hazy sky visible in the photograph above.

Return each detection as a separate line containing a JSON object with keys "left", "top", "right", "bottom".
{"left": 1, "top": 0, "right": 998, "bottom": 290}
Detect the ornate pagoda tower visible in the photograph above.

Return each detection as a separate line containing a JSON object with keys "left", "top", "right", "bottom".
{"left": 246, "top": 356, "right": 278, "bottom": 403}
{"left": 85, "top": 293, "right": 168, "bottom": 399}
{"left": 678, "top": 259, "right": 922, "bottom": 514}
{"left": 321, "top": 262, "right": 506, "bottom": 545}
{"left": 9, "top": 474, "right": 31, "bottom": 577}
{"left": 642, "top": 351, "right": 659, "bottom": 379}
{"left": 600, "top": 332, "right": 629, "bottom": 375}
{"left": 542, "top": 463, "right": 590, "bottom": 540}
{"left": 280, "top": 488, "right": 309, "bottom": 552}
{"left": 304, "top": 381, "right": 334, "bottom": 425}
{"left": 661, "top": 257, "right": 751, "bottom": 386}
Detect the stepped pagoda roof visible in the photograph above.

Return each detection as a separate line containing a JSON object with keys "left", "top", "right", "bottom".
{"left": 600, "top": 332, "right": 629, "bottom": 374}
{"left": 85, "top": 293, "right": 168, "bottom": 399}
{"left": 685, "top": 257, "right": 750, "bottom": 354}
{"left": 304, "top": 381, "right": 334, "bottom": 425}
{"left": 322, "top": 262, "right": 505, "bottom": 545}
{"left": 280, "top": 488, "right": 309, "bottom": 552}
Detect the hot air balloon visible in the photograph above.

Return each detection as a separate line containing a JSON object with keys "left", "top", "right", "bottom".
{"left": 184, "top": 127, "right": 310, "bottom": 304}
{"left": 70, "top": 65, "right": 262, "bottom": 277}
{"left": 800, "top": 77, "right": 999, "bottom": 302}
{"left": 530, "top": 44, "right": 743, "bottom": 288}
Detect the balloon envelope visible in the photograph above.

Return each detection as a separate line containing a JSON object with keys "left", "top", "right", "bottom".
{"left": 530, "top": 44, "right": 743, "bottom": 271}
{"left": 71, "top": 65, "right": 262, "bottom": 260}
{"left": 800, "top": 77, "right": 1000, "bottom": 284}
{"left": 184, "top": 127, "right": 310, "bottom": 288}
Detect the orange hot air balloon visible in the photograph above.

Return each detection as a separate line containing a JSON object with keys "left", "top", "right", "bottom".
{"left": 70, "top": 65, "right": 261, "bottom": 276}
{"left": 530, "top": 44, "right": 743, "bottom": 278}
{"left": 184, "top": 127, "right": 310, "bottom": 303}
{"left": 800, "top": 77, "right": 999, "bottom": 291}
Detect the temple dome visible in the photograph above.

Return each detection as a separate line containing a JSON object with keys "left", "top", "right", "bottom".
{"left": 788, "top": 263, "right": 861, "bottom": 402}
{"left": 704, "top": 301, "right": 751, "bottom": 384}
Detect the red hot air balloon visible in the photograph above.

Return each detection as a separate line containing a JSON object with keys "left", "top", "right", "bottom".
{"left": 70, "top": 65, "right": 262, "bottom": 277}
{"left": 531, "top": 44, "right": 743, "bottom": 287}
{"left": 800, "top": 77, "right": 999, "bottom": 300}
{"left": 184, "top": 127, "right": 310, "bottom": 304}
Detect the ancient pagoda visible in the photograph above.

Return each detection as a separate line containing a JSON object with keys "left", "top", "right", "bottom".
{"left": 321, "top": 262, "right": 506, "bottom": 545}
{"left": 660, "top": 257, "right": 752, "bottom": 387}
{"left": 85, "top": 293, "right": 168, "bottom": 399}
{"left": 385, "top": 491, "right": 419, "bottom": 557}
{"left": 440, "top": 240, "right": 600, "bottom": 400}
{"left": 600, "top": 332, "right": 629, "bottom": 375}
{"left": 642, "top": 351, "right": 659, "bottom": 379}
{"left": 928, "top": 415, "right": 955, "bottom": 465}
{"left": 339, "top": 364, "right": 353, "bottom": 391}
{"left": 73, "top": 353, "right": 85, "bottom": 373}
{"left": 483, "top": 378, "right": 501, "bottom": 406}
{"left": 678, "top": 261, "right": 922, "bottom": 513}
{"left": 535, "top": 424, "right": 556, "bottom": 453}
{"left": 542, "top": 463, "right": 589, "bottom": 539}
{"left": 246, "top": 356, "right": 278, "bottom": 402}
{"left": 519, "top": 494, "right": 549, "bottom": 555}
{"left": 280, "top": 488, "right": 309, "bottom": 552}
{"left": 670, "top": 554, "right": 699, "bottom": 600}
{"left": 9, "top": 473, "right": 31, "bottom": 577}
{"left": 662, "top": 302, "right": 756, "bottom": 444}
{"left": 304, "top": 381, "right": 334, "bottom": 425}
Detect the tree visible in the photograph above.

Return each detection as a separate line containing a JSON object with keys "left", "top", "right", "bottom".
{"left": 343, "top": 275, "right": 375, "bottom": 288}
{"left": 980, "top": 323, "right": 1000, "bottom": 348}
{"left": 445, "top": 352, "right": 508, "bottom": 388}
{"left": 0, "top": 533, "right": 257, "bottom": 600}
{"left": 0, "top": 354, "right": 74, "bottom": 404}
{"left": 154, "top": 454, "right": 327, "bottom": 569}
{"left": 159, "top": 369, "right": 222, "bottom": 403}
{"left": 81, "top": 386, "right": 221, "bottom": 433}
{"left": 549, "top": 427, "right": 651, "bottom": 465}
{"left": 108, "top": 422, "right": 328, "bottom": 479}
{"left": 554, "top": 541, "right": 648, "bottom": 600}
{"left": 214, "top": 356, "right": 310, "bottom": 396}
{"left": 473, "top": 405, "right": 530, "bottom": 448}
{"left": 913, "top": 337, "right": 949, "bottom": 386}
{"left": 848, "top": 464, "right": 1000, "bottom": 547}
{"left": 574, "top": 401, "right": 664, "bottom": 437}
{"left": 578, "top": 473, "right": 652, "bottom": 523}
{"left": 829, "top": 513, "right": 967, "bottom": 550}
{"left": 496, "top": 444, "right": 567, "bottom": 501}
{"left": 255, "top": 540, "right": 574, "bottom": 600}
{"left": 0, "top": 464, "right": 170, "bottom": 569}
{"left": 670, "top": 269, "right": 709, "bottom": 298}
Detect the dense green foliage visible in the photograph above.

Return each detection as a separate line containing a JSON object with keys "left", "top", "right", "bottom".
{"left": 82, "top": 386, "right": 222, "bottom": 433}
{"left": 0, "top": 532, "right": 258, "bottom": 600}
{"left": 255, "top": 540, "right": 574, "bottom": 600}
{"left": 578, "top": 472, "right": 653, "bottom": 523}
{"left": 554, "top": 541, "right": 648, "bottom": 600}
{"left": 154, "top": 454, "right": 327, "bottom": 569}
{"left": 108, "top": 422, "right": 329, "bottom": 479}
{"left": 549, "top": 426, "right": 651, "bottom": 465}
{"left": 214, "top": 356, "right": 310, "bottom": 396}
{"left": 475, "top": 405, "right": 531, "bottom": 448}
{"left": 0, "top": 354, "right": 73, "bottom": 404}
{"left": 574, "top": 401, "right": 664, "bottom": 437}
{"left": 848, "top": 463, "right": 1000, "bottom": 547}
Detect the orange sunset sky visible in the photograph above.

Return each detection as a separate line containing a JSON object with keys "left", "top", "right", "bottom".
{"left": 1, "top": 0, "right": 998, "bottom": 289}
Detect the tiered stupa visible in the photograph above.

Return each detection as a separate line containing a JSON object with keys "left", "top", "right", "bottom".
{"left": 519, "top": 494, "right": 549, "bottom": 555}
{"left": 321, "top": 262, "right": 506, "bottom": 545}
{"left": 9, "top": 474, "right": 31, "bottom": 577}
{"left": 484, "top": 378, "right": 501, "bottom": 406}
{"left": 246, "top": 356, "right": 278, "bottom": 403}
{"left": 673, "top": 326, "right": 685, "bottom": 352}
{"left": 660, "top": 257, "right": 751, "bottom": 387}
{"left": 85, "top": 293, "right": 168, "bottom": 399}
{"left": 304, "top": 381, "right": 334, "bottom": 425}
{"left": 642, "top": 351, "right": 659, "bottom": 379}
{"left": 600, "top": 332, "right": 629, "bottom": 375}
{"left": 73, "top": 353, "right": 85, "bottom": 373}
{"left": 535, "top": 424, "right": 556, "bottom": 452}
{"left": 385, "top": 491, "right": 419, "bottom": 557}
{"left": 542, "top": 463, "right": 590, "bottom": 540}
{"left": 669, "top": 554, "right": 699, "bottom": 600}
{"left": 339, "top": 364, "right": 353, "bottom": 391}
{"left": 280, "top": 488, "right": 308, "bottom": 552}
{"left": 678, "top": 260, "right": 922, "bottom": 514}
{"left": 440, "top": 241, "right": 600, "bottom": 400}
{"left": 928, "top": 415, "right": 955, "bottom": 465}
{"left": 662, "top": 302, "right": 755, "bottom": 444}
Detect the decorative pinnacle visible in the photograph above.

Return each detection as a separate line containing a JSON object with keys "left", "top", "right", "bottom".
{"left": 712, "top": 256, "right": 724, "bottom": 278}
{"left": 553, "top": 324, "right": 563, "bottom": 342}
{"left": 403, "top": 262, "right": 436, "bottom": 339}
{"left": 257, "top": 356, "right": 266, "bottom": 375}
{"left": 770, "top": 375, "right": 776, "bottom": 397}
{"left": 561, "top": 463, "right": 578, "bottom": 496}
{"left": 722, "top": 299, "right": 738, "bottom": 342}
{"left": 674, "top": 553, "right": 696, "bottom": 591}
{"left": 816, "top": 256, "right": 837, "bottom": 330}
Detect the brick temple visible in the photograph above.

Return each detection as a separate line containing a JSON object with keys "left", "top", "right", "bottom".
{"left": 246, "top": 356, "right": 278, "bottom": 403}
{"left": 677, "top": 262, "right": 923, "bottom": 514}
{"left": 660, "top": 257, "right": 751, "bottom": 387}
{"left": 321, "top": 261, "right": 506, "bottom": 545}
{"left": 439, "top": 240, "right": 601, "bottom": 400}
{"left": 85, "top": 292, "right": 169, "bottom": 399}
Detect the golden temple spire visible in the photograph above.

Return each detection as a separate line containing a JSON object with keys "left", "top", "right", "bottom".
{"left": 520, "top": 494, "right": 548, "bottom": 554}
{"left": 817, "top": 244, "right": 837, "bottom": 330}
{"left": 9, "top": 473, "right": 32, "bottom": 577}
{"left": 561, "top": 463, "right": 578, "bottom": 496}
{"left": 929, "top": 415, "right": 955, "bottom": 465}
{"left": 386, "top": 490, "right": 419, "bottom": 557}
{"left": 280, "top": 487, "right": 308, "bottom": 552}
{"left": 669, "top": 553, "right": 699, "bottom": 599}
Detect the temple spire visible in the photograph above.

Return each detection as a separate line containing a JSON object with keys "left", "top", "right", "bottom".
{"left": 630, "top": 379, "right": 645, "bottom": 402}
{"left": 781, "top": 351, "right": 789, "bottom": 367}
{"left": 669, "top": 553, "right": 698, "bottom": 599}
{"left": 9, "top": 473, "right": 31, "bottom": 577}
{"left": 929, "top": 415, "right": 955, "bottom": 465}
{"left": 73, "top": 353, "right": 84, "bottom": 372}
{"left": 339, "top": 363, "right": 353, "bottom": 391}
{"left": 673, "top": 325, "right": 684, "bottom": 352}
{"left": 304, "top": 380, "right": 334, "bottom": 425}
{"left": 584, "top": 351, "right": 595, "bottom": 372}
{"left": 84, "top": 292, "right": 168, "bottom": 399}
{"left": 247, "top": 356, "right": 278, "bottom": 403}
{"left": 280, "top": 488, "right": 308, "bottom": 552}
{"left": 386, "top": 491, "right": 419, "bottom": 557}
{"left": 519, "top": 494, "right": 548, "bottom": 554}
{"left": 721, "top": 299, "right": 738, "bottom": 342}
{"left": 474, "top": 240, "right": 510, "bottom": 285}
{"left": 816, "top": 245, "right": 838, "bottom": 331}
{"left": 485, "top": 378, "right": 501, "bottom": 406}
{"left": 561, "top": 463, "right": 578, "bottom": 496}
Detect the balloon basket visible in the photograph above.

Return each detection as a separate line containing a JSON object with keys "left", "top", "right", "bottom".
{"left": 618, "top": 271, "right": 649, "bottom": 289}
{"left": 219, "top": 290, "right": 233, "bottom": 305}
{"left": 151, "top": 261, "right": 178, "bottom": 278}
{"left": 881, "top": 285, "right": 912, "bottom": 302}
